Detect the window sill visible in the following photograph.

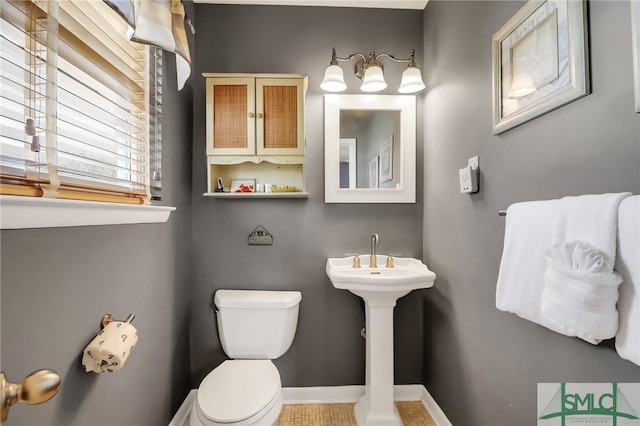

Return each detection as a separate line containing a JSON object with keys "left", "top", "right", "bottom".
{"left": 0, "top": 195, "right": 176, "bottom": 229}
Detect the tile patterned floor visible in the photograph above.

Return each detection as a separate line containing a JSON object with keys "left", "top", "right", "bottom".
{"left": 275, "top": 401, "right": 435, "bottom": 426}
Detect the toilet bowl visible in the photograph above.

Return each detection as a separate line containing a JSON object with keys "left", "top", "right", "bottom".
{"left": 189, "top": 290, "right": 302, "bottom": 426}
{"left": 189, "top": 360, "right": 283, "bottom": 426}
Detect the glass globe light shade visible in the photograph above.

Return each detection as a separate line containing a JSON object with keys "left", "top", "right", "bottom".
{"left": 360, "top": 65, "right": 387, "bottom": 92}
{"left": 320, "top": 64, "right": 347, "bottom": 92}
{"left": 398, "top": 66, "right": 425, "bottom": 93}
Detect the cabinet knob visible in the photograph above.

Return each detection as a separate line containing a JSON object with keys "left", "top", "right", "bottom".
{"left": 248, "top": 112, "right": 255, "bottom": 118}
{"left": 256, "top": 113, "right": 263, "bottom": 118}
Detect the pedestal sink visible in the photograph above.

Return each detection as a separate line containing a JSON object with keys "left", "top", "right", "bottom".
{"left": 326, "top": 255, "right": 436, "bottom": 426}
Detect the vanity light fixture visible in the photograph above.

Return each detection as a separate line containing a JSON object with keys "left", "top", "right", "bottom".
{"left": 320, "top": 48, "right": 425, "bottom": 93}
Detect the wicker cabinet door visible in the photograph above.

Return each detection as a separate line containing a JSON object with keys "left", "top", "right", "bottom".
{"left": 206, "top": 77, "right": 256, "bottom": 155}
{"left": 256, "top": 78, "right": 305, "bottom": 156}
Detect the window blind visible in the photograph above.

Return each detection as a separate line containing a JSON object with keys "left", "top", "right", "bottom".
{"left": 149, "top": 47, "right": 162, "bottom": 200}
{"left": 0, "top": 0, "right": 154, "bottom": 204}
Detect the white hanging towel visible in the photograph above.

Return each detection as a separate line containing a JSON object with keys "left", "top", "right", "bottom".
{"left": 128, "top": 0, "right": 191, "bottom": 90}
{"left": 615, "top": 195, "right": 640, "bottom": 365}
{"left": 496, "top": 193, "right": 631, "bottom": 339}
{"left": 82, "top": 321, "right": 138, "bottom": 373}
{"left": 104, "top": 0, "right": 192, "bottom": 90}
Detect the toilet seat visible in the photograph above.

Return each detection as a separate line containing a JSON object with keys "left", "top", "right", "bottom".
{"left": 193, "top": 360, "right": 282, "bottom": 425}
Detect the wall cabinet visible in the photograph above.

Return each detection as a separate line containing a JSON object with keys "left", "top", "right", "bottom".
{"left": 203, "top": 74, "right": 307, "bottom": 197}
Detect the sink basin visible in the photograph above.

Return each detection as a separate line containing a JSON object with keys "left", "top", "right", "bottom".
{"left": 326, "top": 255, "right": 436, "bottom": 299}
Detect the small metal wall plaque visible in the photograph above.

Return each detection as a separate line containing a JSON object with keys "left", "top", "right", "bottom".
{"left": 248, "top": 225, "right": 273, "bottom": 245}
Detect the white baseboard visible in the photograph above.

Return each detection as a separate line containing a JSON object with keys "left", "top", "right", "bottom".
{"left": 418, "top": 386, "right": 453, "bottom": 426}
{"left": 169, "top": 389, "right": 196, "bottom": 426}
{"left": 282, "top": 385, "right": 363, "bottom": 404}
{"left": 170, "top": 385, "right": 452, "bottom": 426}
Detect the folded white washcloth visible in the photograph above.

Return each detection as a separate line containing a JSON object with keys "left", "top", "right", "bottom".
{"left": 541, "top": 241, "right": 622, "bottom": 344}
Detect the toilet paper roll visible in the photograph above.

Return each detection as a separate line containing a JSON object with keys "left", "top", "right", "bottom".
{"left": 82, "top": 321, "right": 138, "bottom": 373}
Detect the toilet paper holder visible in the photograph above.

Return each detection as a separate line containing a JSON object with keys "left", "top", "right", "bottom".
{"left": 100, "top": 313, "right": 135, "bottom": 329}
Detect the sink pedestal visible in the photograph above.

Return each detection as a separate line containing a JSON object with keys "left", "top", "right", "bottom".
{"left": 355, "top": 296, "right": 404, "bottom": 426}
{"left": 325, "top": 255, "right": 436, "bottom": 426}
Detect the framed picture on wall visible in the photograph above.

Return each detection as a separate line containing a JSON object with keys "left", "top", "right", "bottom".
{"left": 492, "top": 0, "right": 590, "bottom": 134}
{"left": 369, "top": 156, "right": 379, "bottom": 188}
{"left": 632, "top": 0, "right": 640, "bottom": 112}
{"left": 379, "top": 135, "right": 393, "bottom": 183}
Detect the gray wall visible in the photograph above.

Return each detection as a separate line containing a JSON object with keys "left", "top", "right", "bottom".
{"left": 0, "top": 32, "right": 194, "bottom": 426}
{"left": 190, "top": 4, "right": 425, "bottom": 388}
{"left": 422, "top": 1, "right": 640, "bottom": 425}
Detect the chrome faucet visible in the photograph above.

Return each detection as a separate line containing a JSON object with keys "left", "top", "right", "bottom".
{"left": 370, "top": 233, "right": 379, "bottom": 268}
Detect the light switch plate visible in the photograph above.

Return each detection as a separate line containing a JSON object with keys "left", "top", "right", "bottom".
{"left": 468, "top": 156, "right": 479, "bottom": 170}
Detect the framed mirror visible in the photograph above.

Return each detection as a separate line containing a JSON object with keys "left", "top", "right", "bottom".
{"left": 324, "top": 94, "right": 416, "bottom": 203}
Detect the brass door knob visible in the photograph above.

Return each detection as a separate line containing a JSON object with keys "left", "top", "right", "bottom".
{"left": 1, "top": 370, "right": 61, "bottom": 422}
{"left": 256, "top": 113, "right": 263, "bottom": 118}
{"left": 248, "top": 112, "right": 255, "bottom": 118}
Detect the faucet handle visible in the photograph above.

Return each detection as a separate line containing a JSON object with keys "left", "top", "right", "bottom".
{"left": 352, "top": 255, "right": 361, "bottom": 268}
{"left": 386, "top": 255, "right": 394, "bottom": 268}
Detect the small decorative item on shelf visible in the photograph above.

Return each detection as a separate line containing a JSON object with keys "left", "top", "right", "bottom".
{"left": 271, "top": 185, "right": 299, "bottom": 193}
{"left": 215, "top": 177, "right": 227, "bottom": 192}
{"left": 230, "top": 178, "right": 255, "bottom": 193}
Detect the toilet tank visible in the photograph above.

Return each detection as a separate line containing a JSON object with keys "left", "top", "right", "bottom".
{"left": 214, "top": 289, "right": 302, "bottom": 359}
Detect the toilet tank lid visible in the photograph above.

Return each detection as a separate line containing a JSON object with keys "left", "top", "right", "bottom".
{"left": 214, "top": 290, "right": 302, "bottom": 309}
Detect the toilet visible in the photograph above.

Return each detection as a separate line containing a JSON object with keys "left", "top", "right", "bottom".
{"left": 189, "top": 289, "right": 302, "bottom": 426}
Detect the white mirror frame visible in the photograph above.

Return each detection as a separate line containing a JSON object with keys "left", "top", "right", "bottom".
{"left": 324, "top": 94, "right": 416, "bottom": 203}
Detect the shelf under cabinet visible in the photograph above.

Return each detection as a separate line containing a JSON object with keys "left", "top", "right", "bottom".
{"left": 203, "top": 191, "right": 309, "bottom": 199}
{"left": 207, "top": 159, "right": 305, "bottom": 194}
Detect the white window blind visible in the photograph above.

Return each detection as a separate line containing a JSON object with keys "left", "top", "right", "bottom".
{"left": 1, "top": 0, "right": 155, "bottom": 205}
